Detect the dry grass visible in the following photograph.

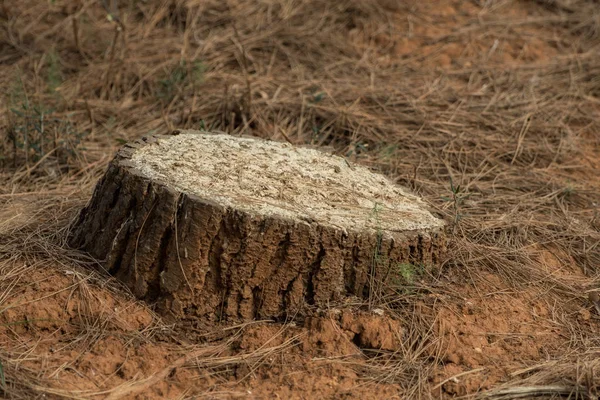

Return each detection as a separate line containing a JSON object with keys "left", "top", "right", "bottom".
{"left": 1, "top": 0, "right": 600, "bottom": 398}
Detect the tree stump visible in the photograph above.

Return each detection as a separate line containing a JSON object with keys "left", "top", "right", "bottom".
{"left": 69, "top": 131, "right": 446, "bottom": 321}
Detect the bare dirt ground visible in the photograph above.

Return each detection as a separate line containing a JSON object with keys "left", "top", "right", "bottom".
{"left": 1, "top": 0, "right": 600, "bottom": 399}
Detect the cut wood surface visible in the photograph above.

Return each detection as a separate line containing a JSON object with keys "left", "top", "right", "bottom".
{"left": 69, "top": 131, "right": 446, "bottom": 321}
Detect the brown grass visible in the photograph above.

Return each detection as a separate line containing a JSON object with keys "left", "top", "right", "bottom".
{"left": 1, "top": 0, "right": 600, "bottom": 398}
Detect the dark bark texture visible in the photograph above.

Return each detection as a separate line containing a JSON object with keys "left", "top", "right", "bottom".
{"left": 69, "top": 135, "right": 446, "bottom": 322}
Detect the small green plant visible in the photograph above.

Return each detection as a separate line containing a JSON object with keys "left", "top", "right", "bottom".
{"left": 310, "top": 91, "right": 325, "bottom": 104}
{"left": 311, "top": 125, "right": 323, "bottom": 144}
{"left": 379, "top": 144, "right": 398, "bottom": 160}
{"left": 441, "top": 177, "right": 469, "bottom": 226}
{"left": 156, "top": 60, "right": 206, "bottom": 103}
{"left": 559, "top": 181, "right": 575, "bottom": 200}
{"left": 388, "top": 262, "right": 425, "bottom": 295}
{"left": 190, "top": 60, "right": 206, "bottom": 84}
{"left": 307, "top": 85, "right": 325, "bottom": 104}
{"left": 397, "top": 263, "right": 417, "bottom": 284}
{"left": 46, "top": 49, "right": 63, "bottom": 93}
{"left": 4, "top": 70, "right": 87, "bottom": 170}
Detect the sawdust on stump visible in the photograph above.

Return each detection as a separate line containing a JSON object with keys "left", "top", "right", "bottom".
{"left": 69, "top": 130, "right": 446, "bottom": 322}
